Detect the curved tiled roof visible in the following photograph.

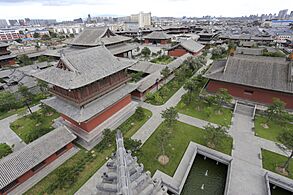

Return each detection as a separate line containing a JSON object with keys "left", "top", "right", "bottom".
{"left": 33, "top": 46, "right": 135, "bottom": 89}
{"left": 204, "top": 55, "right": 293, "bottom": 94}
{"left": 0, "top": 126, "right": 76, "bottom": 190}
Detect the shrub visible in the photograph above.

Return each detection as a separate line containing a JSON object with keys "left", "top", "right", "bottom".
{"left": 0, "top": 143, "right": 12, "bottom": 159}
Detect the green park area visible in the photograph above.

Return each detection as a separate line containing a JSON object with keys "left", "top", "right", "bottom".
{"left": 262, "top": 149, "right": 293, "bottom": 179}
{"left": 150, "top": 55, "right": 173, "bottom": 64}
{"left": 255, "top": 115, "right": 293, "bottom": 143}
{"left": 177, "top": 100, "right": 233, "bottom": 126}
{"left": 138, "top": 121, "right": 233, "bottom": 176}
{"left": 25, "top": 107, "right": 151, "bottom": 195}
{"left": 10, "top": 106, "right": 60, "bottom": 143}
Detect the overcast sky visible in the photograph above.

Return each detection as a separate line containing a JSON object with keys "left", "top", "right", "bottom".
{"left": 0, "top": 0, "right": 291, "bottom": 21}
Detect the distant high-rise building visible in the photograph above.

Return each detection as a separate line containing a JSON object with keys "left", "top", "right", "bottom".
{"left": 73, "top": 18, "right": 83, "bottom": 23}
{"left": 8, "top": 19, "right": 19, "bottom": 26}
{"left": 0, "top": 19, "right": 8, "bottom": 28}
{"left": 289, "top": 11, "right": 293, "bottom": 20}
{"left": 18, "top": 19, "right": 25, "bottom": 26}
{"left": 130, "top": 11, "right": 151, "bottom": 28}
{"left": 277, "top": 9, "right": 288, "bottom": 20}
{"left": 87, "top": 14, "right": 91, "bottom": 23}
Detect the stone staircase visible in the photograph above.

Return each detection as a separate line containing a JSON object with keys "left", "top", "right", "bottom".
{"left": 234, "top": 102, "right": 255, "bottom": 117}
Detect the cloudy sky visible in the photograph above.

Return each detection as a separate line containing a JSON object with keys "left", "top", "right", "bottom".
{"left": 0, "top": 0, "right": 291, "bottom": 21}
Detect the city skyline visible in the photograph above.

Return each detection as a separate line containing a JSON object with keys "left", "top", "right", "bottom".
{"left": 0, "top": 0, "right": 292, "bottom": 21}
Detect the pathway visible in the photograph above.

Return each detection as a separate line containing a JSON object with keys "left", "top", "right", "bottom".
{"left": 0, "top": 104, "right": 40, "bottom": 151}
{"left": 228, "top": 103, "right": 267, "bottom": 195}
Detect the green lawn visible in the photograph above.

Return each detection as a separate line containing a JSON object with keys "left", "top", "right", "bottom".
{"left": 255, "top": 116, "right": 293, "bottom": 143}
{"left": 0, "top": 107, "right": 27, "bottom": 120}
{"left": 138, "top": 121, "right": 233, "bottom": 176}
{"left": 0, "top": 143, "right": 12, "bottom": 159}
{"left": 10, "top": 109, "right": 60, "bottom": 143}
{"left": 150, "top": 55, "right": 173, "bottom": 64}
{"left": 262, "top": 149, "right": 293, "bottom": 179}
{"left": 25, "top": 108, "right": 152, "bottom": 195}
{"left": 0, "top": 93, "right": 48, "bottom": 120}
{"left": 176, "top": 100, "right": 233, "bottom": 126}
{"left": 145, "top": 77, "right": 184, "bottom": 105}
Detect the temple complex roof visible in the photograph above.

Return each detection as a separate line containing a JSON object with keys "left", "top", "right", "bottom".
{"left": 168, "top": 39, "right": 204, "bottom": 53}
{"left": 143, "top": 31, "right": 172, "bottom": 40}
{"left": 70, "top": 27, "right": 131, "bottom": 47}
{"left": 33, "top": 46, "right": 135, "bottom": 90}
{"left": 204, "top": 55, "right": 293, "bottom": 94}
{"left": 0, "top": 126, "right": 76, "bottom": 190}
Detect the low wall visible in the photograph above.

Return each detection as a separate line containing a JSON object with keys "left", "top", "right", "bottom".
{"left": 265, "top": 171, "right": 293, "bottom": 194}
{"left": 153, "top": 141, "right": 232, "bottom": 195}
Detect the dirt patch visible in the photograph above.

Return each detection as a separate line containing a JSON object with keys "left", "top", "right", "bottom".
{"left": 207, "top": 142, "right": 215, "bottom": 149}
{"left": 158, "top": 155, "right": 169, "bottom": 165}
{"left": 261, "top": 123, "right": 269, "bottom": 129}
{"left": 276, "top": 166, "right": 289, "bottom": 176}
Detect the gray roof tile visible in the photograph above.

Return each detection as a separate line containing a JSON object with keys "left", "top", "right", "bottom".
{"left": 0, "top": 126, "right": 76, "bottom": 190}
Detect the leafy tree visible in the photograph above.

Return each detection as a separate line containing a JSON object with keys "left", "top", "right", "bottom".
{"left": 49, "top": 31, "right": 58, "bottom": 38}
{"left": 69, "top": 33, "right": 75, "bottom": 38}
{"left": 134, "top": 107, "right": 145, "bottom": 121}
{"left": 153, "top": 93, "right": 163, "bottom": 104}
{"left": 204, "top": 123, "right": 230, "bottom": 148}
{"left": 265, "top": 98, "right": 288, "bottom": 124}
{"left": 0, "top": 143, "right": 12, "bottom": 159}
{"left": 145, "top": 92, "right": 154, "bottom": 101}
{"left": 41, "top": 34, "right": 50, "bottom": 40}
{"left": 183, "top": 79, "right": 198, "bottom": 104}
{"left": 18, "top": 85, "right": 33, "bottom": 114}
{"left": 216, "top": 88, "right": 232, "bottom": 105}
{"left": 35, "top": 43, "right": 40, "bottom": 51}
{"left": 124, "top": 138, "right": 141, "bottom": 154}
{"left": 33, "top": 32, "right": 40, "bottom": 38}
{"left": 0, "top": 91, "right": 19, "bottom": 113}
{"left": 17, "top": 54, "right": 33, "bottom": 66}
{"left": 141, "top": 47, "right": 151, "bottom": 58}
{"left": 37, "top": 56, "right": 48, "bottom": 63}
{"left": 203, "top": 95, "right": 217, "bottom": 107}
{"left": 130, "top": 71, "right": 144, "bottom": 82}
{"left": 161, "top": 67, "right": 170, "bottom": 82}
{"left": 160, "top": 86, "right": 170, "bottom": 98}
{"left": 161, "top": 107, "right": 179, "bottom": 128}
{"left": 15, "top": 38, "right": 22, "bottom": 43}
{"left": 156, "top": 126, "right": 171, "bottom": 161}
{"left": 277, "top": 129, "right": 293, "bottom": 172}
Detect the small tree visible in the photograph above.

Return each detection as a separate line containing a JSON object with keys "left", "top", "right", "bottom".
{"left": 0, "top": 91, "right": 19, "bottom": 113}
{"left": 130, "top": 71, "right": 144, "bottom": 82}
{"left": 0, "top": 143, "right": 12, "bottom": 159}
{"left": 161, "top": 67, "right": 170, "bottom": 83}
{"left": 17, "top": 54, "right": 33, "bottom": 66}
{"left": 156, "top": 126, "right": 171, "bottom": 164}
{"left": 277, "top": 129, "right": 293, "bottom": 172}
{"left": 37, "top": 56, "right": 48, "bottom": 63}
{"left": 134, "top": 107, "right": 145, "bottom": 121}
{"left": 141, "top": 47, "right": 151, "bottom": 58}
{"left": 183, "top": 79, "right": 198, "bottom": 104}
{"left": 265, "top": 98, "right": 288, "bottom": 124}
{"left": 124, "top": 138, "right": 141, "bottom": 154}
{"left": 161, "top": 107, "right": 179, "bottom": 128}
{"left": 204, "top": 123, "right": 229, "bottom": 149}
{"left": 18, "top": 85, "right": 33, "bottom": 114}
{"left": 33, "top": 32, "right": 40, "bottom": 38}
